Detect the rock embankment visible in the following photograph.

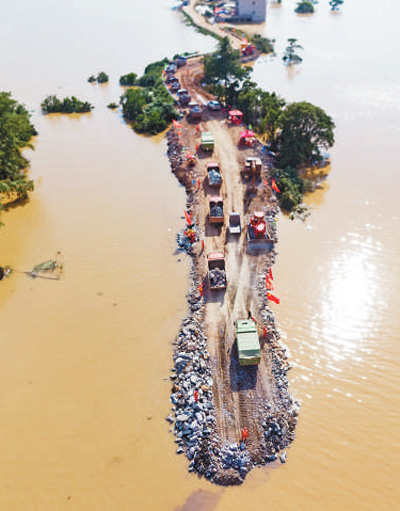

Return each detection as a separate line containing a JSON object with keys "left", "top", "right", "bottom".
{"left": 166, "top": 126, "right": 299, "bottom": 485}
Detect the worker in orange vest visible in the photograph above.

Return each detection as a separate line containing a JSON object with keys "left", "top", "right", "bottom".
{"left": 241, "top": 427, "right": 249, "bottom": 442}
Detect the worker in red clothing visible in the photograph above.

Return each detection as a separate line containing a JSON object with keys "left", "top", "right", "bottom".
{"left": 241, "top": 427, "right": 249, "bottom": 442}
{"left": 199, "top": 283, "right": 204, "bottom": 296}
{"left": 194, "top": 390, "right": 199, "bottom": 403}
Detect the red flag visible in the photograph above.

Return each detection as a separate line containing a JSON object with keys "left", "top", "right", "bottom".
{"left": 268, "top": 267, "right": 273, "bottom": 281}
{"left": 184, "top": 210, "right": 192, "bottom": 225}
{"left": 265, "top": 276, "right": 274, "bottom": 290}
{"left": 267, "top": 292, "right": 280, "bottom": 304}
{"left": 271, "top": 179, "right": 281, "bottom": 194}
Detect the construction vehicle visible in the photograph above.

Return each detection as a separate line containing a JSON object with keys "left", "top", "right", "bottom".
{"left": 242, "top": 157, "right": 262, "bottom": 180}
{"left": 170, "top": 80, "right": 180, "bottom": 93}
{"left": 207, "top": 252, "right": 227, "bottom": 290}
{"left": 200, "top": 131, "right": 214, "bottom": 152}
{"left": 247, "top": 212, "right": 273, "bottom": 249}
{"left": 206, "top": 162, "right": 222, "bottom": 187}
{"left": 186, "top": 151, "right": 196, "bottom": 166}
{"left": 242, "top": 43, "right": 256, "bottom": 56}
{"left": 188, "top": 102, "right": 202, "bottom": 121}
{"left": 228, "top": 212, "right": 241, "bottom": 235}
{"left": 177, "top": 88, "right": 191, "bottom": 106}
{"left": 209, "top": 196, "right": 224, "bottom": 224}
{"left": 236, "top": 319, "right": 261, "bottom": 365}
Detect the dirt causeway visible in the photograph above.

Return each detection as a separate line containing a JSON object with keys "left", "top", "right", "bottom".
{"left": 167, "top": 58, "right": 298, "bottom": 485}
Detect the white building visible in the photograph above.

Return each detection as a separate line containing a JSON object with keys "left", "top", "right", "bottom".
{"left": 236, "top": 0, "right": 266, "bottom": 22}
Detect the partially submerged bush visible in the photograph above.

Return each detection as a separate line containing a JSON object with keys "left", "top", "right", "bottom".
{"left": 41, "top": 95, "right": 93, "bottom": 114}
{"left": 88, "top": 72, "right": 109, "bottom": 84}
{"left": 0, "top": 92, "right": 36, "bottom": 209}
{"left": 295, "top": 1, "right": 315, "bottom": 14}
{"left": 119, "top": 72, "right": 138, "bottom": 86}
{"left": 120, "top": 58, "right": 179, "bottom": 135}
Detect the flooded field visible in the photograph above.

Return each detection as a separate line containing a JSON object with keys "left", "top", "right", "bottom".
{"left": 0, "top": 0, "right": 399, "bottom": 509}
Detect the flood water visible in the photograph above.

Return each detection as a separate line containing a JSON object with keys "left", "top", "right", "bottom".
{"left": 0, "top": 0, "right": 399, "bottom": 510}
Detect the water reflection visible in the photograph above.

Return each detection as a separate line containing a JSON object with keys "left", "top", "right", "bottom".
{"left": 316, "top": 234, "right": 378, "bottom": 361}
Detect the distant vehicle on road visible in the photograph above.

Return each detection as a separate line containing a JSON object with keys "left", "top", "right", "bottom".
{"left": 207, "top": 100, "right": 221, "bottom": 111}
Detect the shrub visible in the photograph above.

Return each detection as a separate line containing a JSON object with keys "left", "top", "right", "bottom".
{"left": 119, "top": 72, "right": 138, "bottom": 86}
{"left": 96, "top": 71, "right": 109, "bottom": 83}
{"left": 295, "top": 1, "right": 315, "bottom": 14}
{"left": 41, "top": 95, "right": 93, "bottom": 114}
{"left": 0, "top": 92, "right": 36, "bottom": 208}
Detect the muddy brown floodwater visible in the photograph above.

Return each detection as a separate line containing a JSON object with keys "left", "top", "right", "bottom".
{"left": 0, "top": 0, "right": 399, "bottom": 510}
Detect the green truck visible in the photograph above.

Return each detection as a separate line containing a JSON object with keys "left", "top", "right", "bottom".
{"left": 201, "top": 131, "right": 215, "bottom": 152}
{"left": 236, "top": 319, "right": 261, "bottom": 366}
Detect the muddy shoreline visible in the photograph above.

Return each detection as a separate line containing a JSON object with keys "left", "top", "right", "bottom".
{"left": 166, "top": 123, "right": 299, "bottom": 485}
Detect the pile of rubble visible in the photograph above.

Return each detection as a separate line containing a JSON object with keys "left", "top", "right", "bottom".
{"left": 209, "top": 268, "right": 227, "bottom": 288}
{"left": 210, "top": 205, "right": 223, "bottom": 217}
{"left": 208, "top": 169, "right": 222, "bottom": 185}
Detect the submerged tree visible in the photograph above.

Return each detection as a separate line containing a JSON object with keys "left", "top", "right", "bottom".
{"left": 41, "top": 95, "right": 93, "bottom": 114}
{"left": 277, "top": 101, "right": 335, "bottom": 168}
{"left": 295, "top": 1, "right": 315, "bottom": 13}
{"left": 282, "top": 38, "right": 303, "bottom": 65}
{"left": 0, "top": 92, "right": 36, "bottom": 208}
{"left": 119, "top": 72, "right": 138, "bottom": 86}
{"left": 329, "top": 0, "right": 344, "bottom": 10}
{"left": 96, "top": 71, "right": 109, "bottom": 84}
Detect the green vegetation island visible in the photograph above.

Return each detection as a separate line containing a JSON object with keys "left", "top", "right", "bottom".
{"left": 41, "top": 95, "right": 94, "bottom": 114}
{"left": 119, "top": 59, "right": 179, "bottom": 135}
{"left": 121, "top": 35, "right": 334, "bottom": 211}
{"left": 0, "top": 92, "right": 36, "bottom": 218}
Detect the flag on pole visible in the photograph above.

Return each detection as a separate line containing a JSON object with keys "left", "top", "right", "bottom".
{"left": 268, "top": 267, "right": 273, "bottom": 281}
{"left": 266, "top": 275, "right": 274, "bottom": 290}
{"left": 267, "top": 292, "right": 280, "bottom": 304}
{"left": 184, "top": 210, "right": 192, "bottom": 225}
{"left": 271, "top": 179, "right": 281, "bottom": 194}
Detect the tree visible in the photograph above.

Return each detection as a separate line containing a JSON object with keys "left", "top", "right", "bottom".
{"left": 283, "top": 38, "right": 303, "bottom": 65}
{"left": 295, "top": 1, "right": 315, "bottom": 13}
{"left": 120, "top": 88, "right": 148, "bottom": 121}
{"left": 41, "top": 95, "right": 93, "bottom": 114}
{"left": 0, "top": 92, "right": 36, "bottom": 207}
{"left": 329, "top": 0, "right": 344, "bottom": 10}
{"left": 277, "top": 101, "right": 335, "bottom": 168}
{"left": 203, "top": 37, "right": 250, "bottom": 100}
{"left": 258, "top": 91, "right": 286, "bottom": 143}
{"left": 119, "top": 72, "right": 138, "bottom": 86}
{"left": 96, "top": 71, "right": 109, "bottom": 84}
